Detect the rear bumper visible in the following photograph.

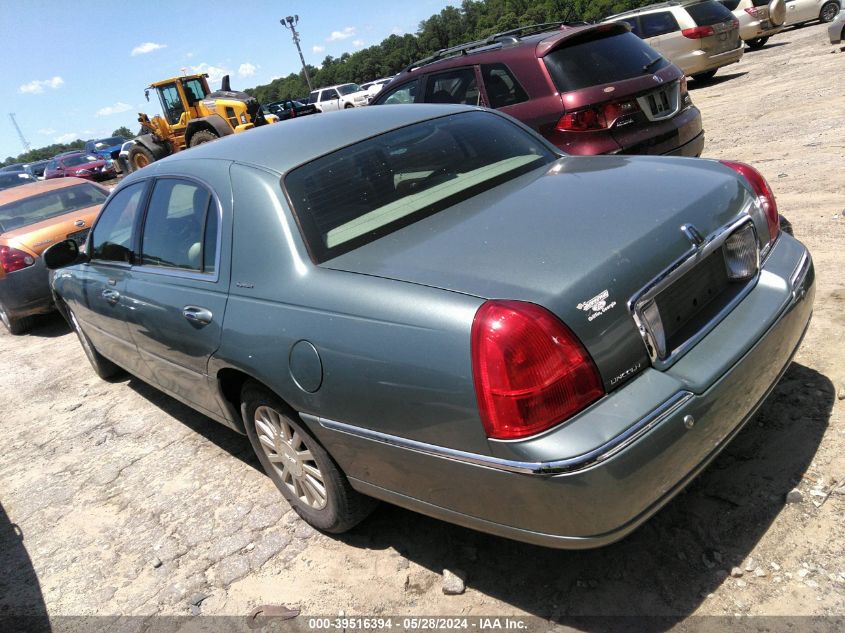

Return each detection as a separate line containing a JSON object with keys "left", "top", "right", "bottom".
{"left": 307, "top": 235, "right": 814, "bottom": 548}
{"left": 681, "top": 45, "right": 744, "bottom": 76}
{"left": 0, "top": 258, "right": 54, "bottom": 318}
{"left": 739, "top": 20, "right": 784, "bottom": 40}
{"left": 616, "top": 106, "right": 704, "bottom": 157}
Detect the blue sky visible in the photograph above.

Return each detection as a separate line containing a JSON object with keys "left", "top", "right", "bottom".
{"left": 0, "top": 0, "right": 456, "bottom": 161}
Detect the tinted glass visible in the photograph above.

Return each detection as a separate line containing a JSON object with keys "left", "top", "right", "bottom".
{"left": 158, "top": 83, "right": 185, "bottom": 125}
{"left": 0, "top": 183, "right": 107, "bottom": 231}
{"left": 322, "top": 89, "right": 339, "bottom": 100}
{"left": 141, "top": 179, "right": 214, "bottom": 272}
{"left": 0, "top": 172, "right": 37, "bottom": 192}
{"left": 751, "top": 0, "right": 769, "bottom": 6}
{"left": 63, "top": 154, "right": 100, "bottom": 167}
{"left": 90, "top": 183, "right": 145, "bottom": 263}
{"left": 309, "top": 91, "right": 319, "bottom": 102}
{"left": 337, "top": 84, "right": 362, "bottom": 95}
{"left": 481, "top": 64, "right": 529, "bottom": 109}
{"left": 719, "top": 0, "right": 741, "bottom": 10}
{"left": 378, "top": 80, "right": 419, "bottom": 104}
{"left": 424, "top": 68, "right": 480, "bottom": 105}
{"left": 183, "top": 78, "right": 206, "bottom": 103}
{"left": 687, "top": 0, "right": 735, "bottom": 24}
{"left": 285, "top": 111, "right": 556, "bottom": 263}
{"left": 544, "top": 32, "right": 670, "bottom": 93}
{"left": 621, "top": 17, "right": 641, "bottom": 35}
{"left": 640, "top": 11, "right": 680, "bottom": 36}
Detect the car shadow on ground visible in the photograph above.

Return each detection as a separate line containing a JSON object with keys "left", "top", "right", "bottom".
{"left": 688, "top": 71, "right": 748, "bottom": 89}
{"left": 123, "top": 376, "right": 263, "bottom": 474}
{"left": 0, "top": 502, "right": 51, "bottom": 632}
{"left": 336, "top": 363, "right": 833, "bottom": 628}
{"left": 21, "top": 312, "right": 69, "bottom": 339}
{"left": 746, "top": 41, "right": 791, "bottom": 51}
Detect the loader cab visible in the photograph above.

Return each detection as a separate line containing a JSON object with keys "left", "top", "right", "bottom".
{"left": 150, "top": 75, "right": 211, "bottom": 127}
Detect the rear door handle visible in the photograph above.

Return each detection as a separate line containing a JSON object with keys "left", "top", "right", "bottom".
{"left": 182, "top": 306, "right": 213, "bottom": 326}
{"left": 101, "top": 289, "right": 120, "bottom": 305}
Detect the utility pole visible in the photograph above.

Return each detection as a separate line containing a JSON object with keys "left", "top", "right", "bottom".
{"left": 8, "top": 113, "right": 31, "bottom": 153}
{"left": 281, "top": 15, "right": 313, "bottom": 92}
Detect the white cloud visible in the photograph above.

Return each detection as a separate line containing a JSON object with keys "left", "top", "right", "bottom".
{"left": 55, "top": 132, "right": 78, "bottom": 144}
{"left": 186, "top": 52, "right": 195, "bottom": 58}
{"left": 327, "top": 26, "right": 355, "bottom": 41}
{"left": 391, "top": 26, "right": 405, "bottom": 35}
{"left": 238, "top": 63, "right": 257, "bottom": 77}
{"left": 19, "top": 76, "right": 64, "bottom": 94}
{"left": 96, "top": 102, "right": 132, "bottom": 117}
{"left": 312, "top": 45, "right": 325, "bottom": 54}
{"left": 37, "top": 128, "right": 56, "bottom": 135}
{"left": 352, "top": 39, "right": 365, "bottom": 48}
{"left": 191, "top": 63, "right": 230, "bottom": 85}
{"left": 131, "top": 42, "right": 166, "bottom": 56}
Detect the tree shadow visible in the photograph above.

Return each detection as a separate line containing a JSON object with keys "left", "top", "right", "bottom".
{"left": 688, "top": 71, "right": 748, "bottom": 89}
{"left": 336, "top": 363, "right": 832, "bottom": 628}
{"left": 0, "top": 502, "right": 51, "bottom": 632}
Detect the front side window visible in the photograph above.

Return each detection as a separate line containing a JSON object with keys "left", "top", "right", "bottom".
{"left": 378, "top": 80, "right": 419, "bottom": 105}
{"left": 90, "top": 183, "right": 146, "bottom": 263}
{"left": 640, "top": 12, "right": 680, "bottom": 37}
{"left": 141, "top": 179, "right": 216, "bottom": 273}
{"left": 321, "top": 89, "right": 339, "bottom": 100}
{"left": 424, "top": 68, "right": 480, "bottom": 105}
{"left": 285, "top": 111, "right": 556, "bottom": 263}
{"left": 481, "top": 64, "right": 529, "bottom": 109}
{"left": 158, "top": 83, "right": 185, "bottom": 125}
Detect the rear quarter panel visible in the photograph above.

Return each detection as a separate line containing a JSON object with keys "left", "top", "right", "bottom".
{"left": 209, "top": 163, "right": 492, "bottom": 454}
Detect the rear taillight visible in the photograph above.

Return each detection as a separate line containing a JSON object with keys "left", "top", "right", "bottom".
{"left": 556, "top": 99, "right": 639, "bottom": 132}
{"left": 720, "top": 160, "right": 780, "bottom": 243}
{"left": 471, "top": 300, "right": 604, "bottom": 440}
{"left": 682, "top": 25, "right": 715, "bottom": 38}
{"left": 744, "top": 7, "right": 760, "bottom": 17}
{"left": 0, "top": 246, "right": 35, "bottom": 274}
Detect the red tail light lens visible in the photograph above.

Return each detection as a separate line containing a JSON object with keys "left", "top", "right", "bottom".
{"left": 0, "top": 245, "right": 36, "bottom": 274}
{"left": 720, "top": 160, "right": 779, "bottom": 242}
{"left": 682, "top": 25, "right": 715, "bottom": 39}
{"left": 556, "top": 100, "right": 639, "bottom": 132}
{"left": 471, "top": 300, "right": 604, "bottom": 440}
{"left": 744, "top": 7, "right": 760, "bottom": 16}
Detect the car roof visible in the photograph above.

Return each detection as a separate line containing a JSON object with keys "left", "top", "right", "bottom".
{"left": 135, "top": 104, "right": 475, "bottom": 176}
{"left": 0, "top": 177, "right": 94, "bottom": 206}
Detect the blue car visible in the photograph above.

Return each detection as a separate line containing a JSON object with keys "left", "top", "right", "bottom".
{"left": 83, "top": 136, "right": 127, "bottom": 162}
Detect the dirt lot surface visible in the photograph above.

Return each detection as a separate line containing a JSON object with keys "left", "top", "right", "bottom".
{"left": 1, "top": 21, "right": 844, "bottom": 630}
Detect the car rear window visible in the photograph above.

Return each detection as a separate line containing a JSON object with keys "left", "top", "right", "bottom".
{"left": 687, "top": 0, "right": 735, "bottom": 25}
{"left": 0, "top": 183, "right": 107, "bottom": 232}
{"left": 543, "top": 32, "right": 671, "bottom": 93}
{"left": 284, "top": 111, "right": 556, "bottom": 263}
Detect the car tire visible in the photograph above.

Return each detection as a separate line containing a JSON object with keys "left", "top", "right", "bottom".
{"left": 67, "top": 308, "right": 122, "bottom": 380}
{"left": 241, "top": 382, "right": 377, "bottom": 533}
{"left": 0, "top": 302, "right": 33, "bottom": 335}
{"left": 820, "top": 1, "right": 840, "bottom": 22}
{"left": 127, "top": 145, "right": 155, "bottom": 172}
{"left": 746, "top": 37, "right": 769, "bottom": 49}
{"left": 189, "top": 129, "right": 219, "bottom": 148}
{"left": 692, "top": 70, "right": 718, "bottom": 82}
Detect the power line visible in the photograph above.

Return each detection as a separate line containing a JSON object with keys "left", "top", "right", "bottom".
{"left": 8, "top": 113, "right": 32, "bottom": 153}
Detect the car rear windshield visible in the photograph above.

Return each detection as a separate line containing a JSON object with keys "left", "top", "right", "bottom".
{"left": 284, "top": 111, "right": 557, "bottom": 263}
{"left": 64, "top": 154, "right": 100, "bottom": 167}
{"left": 543, "top": 31, "right": 671, "bottom": 93}
{"left": 0, "top": 183, "right": 107, "bottom": 232}
{"left": 687, "top": 0, "right": 735, "bottom": 25}
{"left": 0, "top": 173, "right": 36, "bottom": 191}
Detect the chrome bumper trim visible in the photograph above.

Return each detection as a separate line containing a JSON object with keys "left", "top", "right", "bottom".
{"left": 306, "top": 391, "right": 694, "bottom": 476}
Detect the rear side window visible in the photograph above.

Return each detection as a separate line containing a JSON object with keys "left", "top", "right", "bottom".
{"left": 481, "top": 64, "right": 528, "bottom": 109}
{"left": 321, "top": 89, "right": 339, "bottom": 100}
{"left": 424, "top": 68, "right": 480, "bottom": 105}
{"left": 719, "top": 0, "right": 741, "bottom": 10}
{"left": 90, "top": 183, "right": 146, "bottom": 263}
{"left": 284, "top": 111, "right": 556, "bottom": 263}
{"left": 378, "top": 80, "right": 419, "bottom": 105}
{"left": 686, "top": 0, "right": 734, "bottom": 24}
{"left": 544, "top": 32, "right": 671, "bottom": 93}
{"left": 640, "top": 11, "right": 680, "bottom": 37}
{"left": 141, "top": 179, "right": 216, "bottom": 273}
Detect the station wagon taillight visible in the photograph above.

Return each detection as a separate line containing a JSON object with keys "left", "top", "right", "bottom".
{"left": 720, "top": 160, "right": 780, "bottom": 243}
{"left": 471, "top": 300, "right": 604, "bottom": 440}
{"left": 556, "top": 99, "right": 640, "bottom": 132}
{"left": 0, "top": 246, "right": 35, "bottom": 274}
{"left": 682, "top": 25, "right": 715, "bottom": 38}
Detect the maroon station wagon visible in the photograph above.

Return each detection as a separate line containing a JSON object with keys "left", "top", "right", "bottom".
{"left": 372, "top": 22, "right": 705, "bottom": 157}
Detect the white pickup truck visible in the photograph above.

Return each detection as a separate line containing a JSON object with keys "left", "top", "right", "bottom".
{"left": 308, "top": 83, "right": 369, "bottom": 112}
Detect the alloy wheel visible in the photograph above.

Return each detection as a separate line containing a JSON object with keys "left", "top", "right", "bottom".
{"left": 253, "top": 405, "right": 327, "bottom": 510}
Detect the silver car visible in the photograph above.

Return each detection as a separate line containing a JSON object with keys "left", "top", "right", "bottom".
{"left": 44, "top": 106, "right": 814, "bottom": 548}
{"left": 828, "top": 7, "right": 845, "bottom": 41}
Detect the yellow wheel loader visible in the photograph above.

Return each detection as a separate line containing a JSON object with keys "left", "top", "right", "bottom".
{"left": 127, "top": 74, "right": 277, "bottom": 172}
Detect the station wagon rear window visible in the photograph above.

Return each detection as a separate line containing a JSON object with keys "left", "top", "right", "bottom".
{"left": 0, "top": 183, "right": 107, "bottom": 232}
{"left": 284, "top": 111, "right": 556, "bottom": 263}
{"left": 687, "top": 0, "right": 735, "bottom": 25}
{"left": 543, "top": 32, "right": 671, "bottom": 93}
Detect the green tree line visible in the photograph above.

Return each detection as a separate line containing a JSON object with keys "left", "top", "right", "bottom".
{"left": 246, "top": 0, "right": 648, "bottom": 104}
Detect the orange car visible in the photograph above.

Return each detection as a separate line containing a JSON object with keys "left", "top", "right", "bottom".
{"left": 0, "top": 178, "right": 108, "bottom": 334}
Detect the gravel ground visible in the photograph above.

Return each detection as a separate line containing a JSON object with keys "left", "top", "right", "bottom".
{"left": 1, "top": 21, "right": 844, "bottom": 629}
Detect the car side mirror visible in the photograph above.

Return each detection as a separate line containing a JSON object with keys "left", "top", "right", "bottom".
{"left": 44, "top": 239, "right": 88, "bottom": 270}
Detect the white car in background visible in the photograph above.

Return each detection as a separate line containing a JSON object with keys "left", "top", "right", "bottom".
{"left": 719, "top": 0, "right": 786, "bottom": 48}
{"left": 361, "top": 77, "right": 394, "bottom": 102}
{"left": 829, "top": 6, "right": 845, "bottom": 40}
{"left": 784, "top": 0, "right": 840, "bottom": 25}
{"left": 308, "top": 83, "right": 369, "bottom": 112}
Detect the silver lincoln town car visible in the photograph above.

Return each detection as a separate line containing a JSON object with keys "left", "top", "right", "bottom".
{"left": 44, "top": 105, "right": 814, "bottom": 548}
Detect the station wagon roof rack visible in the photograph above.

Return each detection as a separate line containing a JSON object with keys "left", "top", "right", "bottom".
{"left": 401, "top": 20, "right": 589, "bottom": 73}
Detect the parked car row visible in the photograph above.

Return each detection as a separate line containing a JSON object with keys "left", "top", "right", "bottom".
{"left": 0, "top": 9, "right": 820, "bottom": 552}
